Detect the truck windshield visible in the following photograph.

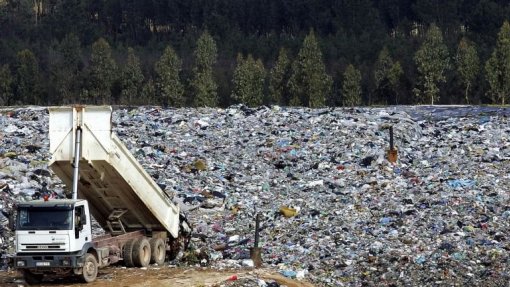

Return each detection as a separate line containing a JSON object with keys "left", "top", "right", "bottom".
{"left": 17, "top": 207, "right": 73, "bottom": 230}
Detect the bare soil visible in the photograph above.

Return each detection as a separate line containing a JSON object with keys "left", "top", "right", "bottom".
{"left": 0, "top": 266, "right": 315, "bottom": 287}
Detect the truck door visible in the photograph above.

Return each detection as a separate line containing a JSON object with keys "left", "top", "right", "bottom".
{"left": 70, "top": 204, "right": 92, "bottom": 252}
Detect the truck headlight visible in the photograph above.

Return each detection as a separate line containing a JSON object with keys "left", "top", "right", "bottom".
{"left": 61, "top": 259, "right": 70, "bottom": 266}
{"left": 16, "top": 260, "right": 25, "bottom": 267}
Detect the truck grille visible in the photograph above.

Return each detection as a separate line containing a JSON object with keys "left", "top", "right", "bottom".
{"left": 21, "top": 244, "right": 65, "bottom": 251}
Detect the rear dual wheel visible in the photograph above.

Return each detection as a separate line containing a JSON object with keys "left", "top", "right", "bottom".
{"left": 124, "top": 237, "right": 166, "bottom": 267}
{"left": 132, "top": 238, "right": 151, "bottom": 267}
{"left": 123, "top": 239, "right": 136, "bottom": 267}
{"left": 149, "top": 238, "right": 166, "bottom": 265}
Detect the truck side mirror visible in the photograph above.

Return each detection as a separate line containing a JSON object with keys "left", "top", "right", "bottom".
{"left": 75, "top": 212, "right": 86, "bottom": 231}
{"left": 77, "top": 220, "right": 83, "bottom": 231}
{"left": 75, "top": 206, "right": 86, "bottom": 232}
{"left": 80, "top": 212, "right": 87, "bottom": 225}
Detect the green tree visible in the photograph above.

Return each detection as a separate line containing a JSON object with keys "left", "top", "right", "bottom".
{"left": 141, "top": 79, "right": 156, "bottom": 105}
{"left": 60, "top": 33, "right": 82, "bottom": 73}
{"left": 155, "top": 45, "right": 184, "bottom": 107}
{"left": 120, "top": 47, "right": 144, "bottom": 105}
{"left": 54, "top": 33, "right": 83, "bottom": 104}
{"left": 191, "top": 31, "right": 218, "bottom": 107}
{"left": 342, "top": 64, "right": 362, "bottom": 107}
{"left": 0, "top": 65, "right": 13, "bottom": 105}
{"left": 268, "top": 48, "right": 291, "bottom": 105}
{"left": 231, "top": 54, "right": 266, "bottom": 107}
{"left": 456, "top": 37, "right": 479, "bottom": 104}
{"left": 374, "top": 47, "right": 393, "bottom": 91}
{"left": 88, "top": 38, "right": 117, "bottom": 104}
{"left": 413, "top": 23, "right": 450, "bottom": 104}
{"left": 374, "top": 46, "right": 403, "bottom": 105}
{"left": 485, "top": 21, "right": 510, "bottom": 105}
{"left": 387, "top": 62, "right": 403, "bottom": 104}
{"left": 288, "top": 30, "right": 332, "bottom": 107}
{"left": 14, "top": 49, "right": 40, "bottom": 105}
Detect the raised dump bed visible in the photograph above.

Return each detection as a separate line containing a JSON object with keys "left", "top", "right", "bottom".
{"left": 48, "top": 106, "right": 179, "bottom": 238}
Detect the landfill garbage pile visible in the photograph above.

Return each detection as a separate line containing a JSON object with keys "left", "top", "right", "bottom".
{"left": 1, "top": 105, "right": 510, "bottom": 286}
{"left": 217, "top": 274, "right": 282, "bottom": 287}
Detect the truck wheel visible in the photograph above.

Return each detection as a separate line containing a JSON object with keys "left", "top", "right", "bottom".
{"left": 123, "top": 239, "right": 136, "bottom": 267}
{"left": 149, "top": 238, "right": 166, "bottom": 265}
{"left": 81, "top": 253, "right": 98, "bottom": 283}
{"left": 22, "top": 270, "right": 43, "bottom": 285}
{"left": 132, "top": 237, "right": 151, "bottom": 267}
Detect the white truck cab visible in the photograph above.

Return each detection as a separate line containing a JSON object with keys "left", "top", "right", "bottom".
{"left": 14, "top": 199, "right": 95, "bottom": 283}
{"left": 16, "top": 199, "right": 91, "bottom": 254}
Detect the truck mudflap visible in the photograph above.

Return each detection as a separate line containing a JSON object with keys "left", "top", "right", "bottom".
{"left": 14, "top": 242, "right": 94, "bottom": 270}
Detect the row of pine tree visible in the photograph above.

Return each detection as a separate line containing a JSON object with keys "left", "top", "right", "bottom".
{"left": 3, "top": 21, "right": 510, "bottom": 107}
{"left": 0, "top": 0, "right": 510, "bottom": 107}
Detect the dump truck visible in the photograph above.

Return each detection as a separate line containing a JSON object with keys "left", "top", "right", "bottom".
{"left": 11, "top": 106, "right": 191, "bottom": 284}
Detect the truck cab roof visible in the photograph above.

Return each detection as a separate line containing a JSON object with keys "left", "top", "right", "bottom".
{"left": 17, "top": 199, "right": 86, "bottom": 209}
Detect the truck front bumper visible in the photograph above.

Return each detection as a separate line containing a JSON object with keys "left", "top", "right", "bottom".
{"left": 14, "top": 253, "right": 84, "bottom": 269}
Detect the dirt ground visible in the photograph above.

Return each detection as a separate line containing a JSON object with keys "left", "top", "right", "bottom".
{"left": 0, "top": 266, "right": 316, "bottom": 287}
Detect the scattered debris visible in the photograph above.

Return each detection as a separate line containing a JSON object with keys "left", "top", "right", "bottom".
{"left": 2, "top": 105, "right": 510, "bottom": 286}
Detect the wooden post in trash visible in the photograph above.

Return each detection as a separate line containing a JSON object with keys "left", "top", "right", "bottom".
{"left": 254, "top": 213, "right": 260, "bottom": 246}
{"left": 250, "top": 213, "right": 263, "bottom": 267}
{"left": 390, "top": 126, "right": 394, "bottom": 150}
{"left": 387, "top": 126, "right": 398, "bottom": 163}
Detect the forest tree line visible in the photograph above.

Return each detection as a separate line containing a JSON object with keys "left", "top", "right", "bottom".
{"left": 1, "top": 0, "right": 510, "bottom": 107}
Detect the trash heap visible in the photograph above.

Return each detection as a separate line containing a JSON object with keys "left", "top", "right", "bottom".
{"left": 1, "top": 105, "right": 510, "bottom": 286}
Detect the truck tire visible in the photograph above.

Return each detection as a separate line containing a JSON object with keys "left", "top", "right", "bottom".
{"left": 22, "top": 270, "right": 43, "bottom": 285}
{"left": 123, "top": 239, "right": 136, "bottom": 267}
{"left": 149, "top": 238, "right": 166, "bottom": 265}
{"left": 81, "top": 253, "right": 98, "bottom": 283}
{"left": 132, "top": 237, "right": 151, "bottom": 267}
